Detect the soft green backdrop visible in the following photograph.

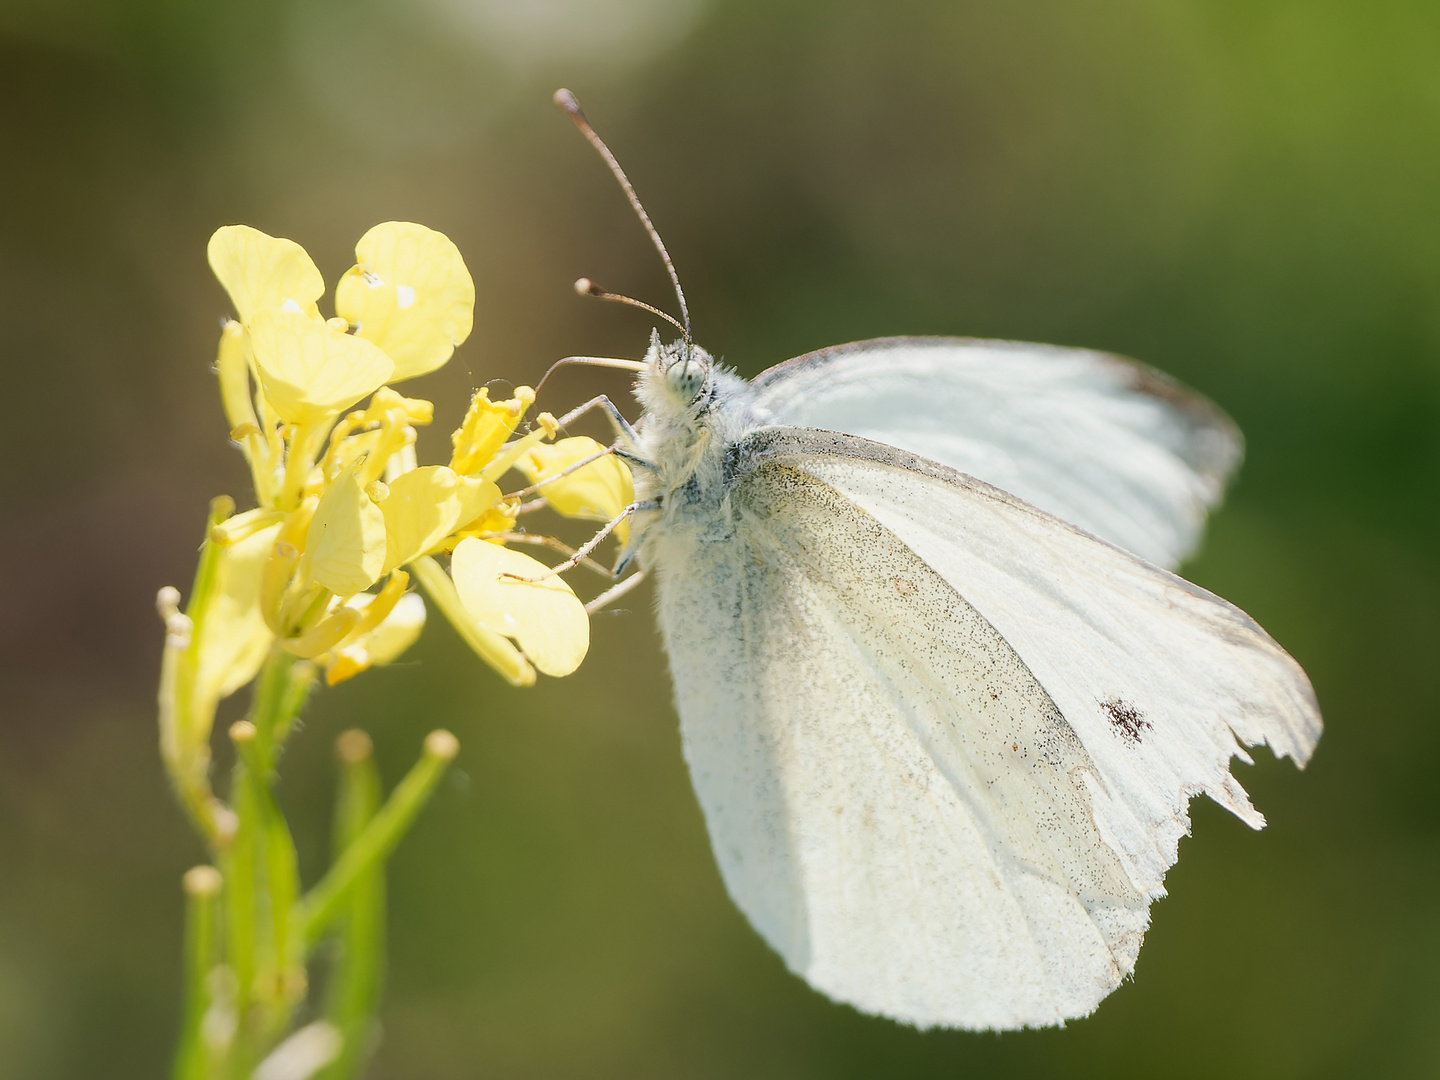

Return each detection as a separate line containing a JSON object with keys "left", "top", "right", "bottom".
{"left": 2, "top": 1, "right": 1438, "bottom": 1076}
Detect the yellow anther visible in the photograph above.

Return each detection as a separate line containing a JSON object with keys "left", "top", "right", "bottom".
{"left": 365, "top": 480, "right": 390, "bottom": 504}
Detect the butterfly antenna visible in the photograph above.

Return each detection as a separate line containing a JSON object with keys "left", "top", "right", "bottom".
{"left": 573, "top": 277, "right": 688, "bottom": 338}
{"left": 554, "top": 88, "right": 692, "bottom": 344}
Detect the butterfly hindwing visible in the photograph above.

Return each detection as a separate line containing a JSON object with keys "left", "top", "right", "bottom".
{"left": 653, "top": 444, "right": 1152, "bottom": 1030}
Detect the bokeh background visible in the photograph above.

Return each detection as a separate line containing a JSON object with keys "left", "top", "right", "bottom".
{"left": 3, "top": 0, "right": 1439, "bottom": 1076}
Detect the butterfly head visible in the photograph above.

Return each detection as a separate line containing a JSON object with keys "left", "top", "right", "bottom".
{"left": 644, "top": 329, "right": 714, "bottom": 413}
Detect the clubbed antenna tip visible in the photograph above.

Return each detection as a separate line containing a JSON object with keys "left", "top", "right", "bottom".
{"left": 553, "top": 87, "right": 691, "bottom": 343}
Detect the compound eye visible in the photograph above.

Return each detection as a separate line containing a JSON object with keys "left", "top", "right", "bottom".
{"left": 665, "top": 357, "right": 705, "bottom": 403}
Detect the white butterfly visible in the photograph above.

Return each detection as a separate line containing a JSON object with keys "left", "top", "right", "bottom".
{"left": 549, "top": 90, "right": 1321, "bottom": 1032}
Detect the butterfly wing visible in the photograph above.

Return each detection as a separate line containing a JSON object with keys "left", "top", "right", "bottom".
{"left": 750, "top": 337, "right": 1242, "bottom": 569}
{"left": 651, "top": 427, "right": 1317, "bottom": 1030}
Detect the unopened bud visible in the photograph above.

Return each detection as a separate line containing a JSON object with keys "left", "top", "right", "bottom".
{"left": 213, "top": 805, "right": 239, "bottom": 846}
{"left": 424, "top": 729, "right": 460, "bottom": 761}
{"left": 182, "top": 865, "right": 223, "bottom": 898}
{"left": 209, "top": 494, "right": 236, "bottom": 522}
{"left": 165, "top": 612, "right": 194, "bottom": 648}
{"left": 229, "top": 720, "right": 257, "bottom": 744}
{"left": 156, "top": 586, "right": 182, "bottom": 620}
{"left": 336, "top": 729, "right": 374, "bottom": 764}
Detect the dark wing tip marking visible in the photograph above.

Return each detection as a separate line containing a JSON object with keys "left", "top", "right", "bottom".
{"left": 1100, "top": 697, "right": 1152, "bottom": 745}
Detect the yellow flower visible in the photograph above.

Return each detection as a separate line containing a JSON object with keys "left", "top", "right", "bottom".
{"left": 246, "top": 309, "right": 394, "bottom": 427}
{"left": 335, "top": 222, "right": 475, "bottom": 381}
{"left": 161, "top": 218, "right": 625, "bottom": 827}
{"left": 208, "top": 225, "right": 324, "bottom": 323}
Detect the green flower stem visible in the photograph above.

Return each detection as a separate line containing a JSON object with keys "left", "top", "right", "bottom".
{"left": 219, "top": 757, "right": 258, "bottom": 1049}
{"left": 244, "top": 649, "right": 316, "bottom": 777}
{"left": 172, "top": 866, "right": 223, "bottom": 1080}
{"left": 276, "top": 661, "right": 319, "bottom": 750}
{"left": 229, "top": 721, "right": 303, "bottom": 1043}
{"left": 300, "top": 730, "right": 460, "bottom": 948}
{"left": 318, "top": 731, "right": 385, "bottom": 1080}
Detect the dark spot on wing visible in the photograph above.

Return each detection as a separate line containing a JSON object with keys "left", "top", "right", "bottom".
{"left": 892, "top": 576, "right": 918, "bottom": 597}
{"left": 1101, "top": 696, "right": 1151, "bottom": 745}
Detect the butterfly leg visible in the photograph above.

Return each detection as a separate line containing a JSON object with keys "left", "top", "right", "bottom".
{"left": 584, "top": 570, "right": 648, "bottom": 614}
{"left": 501, "top": 501, "right": 661, "bottom": 583}
{"left": 477, "top": 531, "right": 620, "bottom": 581}
{"left": 506, "top": 443, "right": 647, "bottom": 502}
{"left": 557, "top": 394, "right": 642, "bottom": 448}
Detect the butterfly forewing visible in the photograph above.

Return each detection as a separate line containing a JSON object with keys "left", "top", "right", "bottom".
{"left": 750, "top": 337, "right": 1242, "bottom": 570}
{"left": 741, "top": 428, "right": 1321, "bottom": 900}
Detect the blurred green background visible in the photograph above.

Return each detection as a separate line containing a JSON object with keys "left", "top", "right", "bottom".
{"left": 2, "top": 0, "right": 1439, "bottom": 1076}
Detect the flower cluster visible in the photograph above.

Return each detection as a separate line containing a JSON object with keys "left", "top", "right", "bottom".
{"left": 158, "top": 220, "right": 632, "bottom": 843}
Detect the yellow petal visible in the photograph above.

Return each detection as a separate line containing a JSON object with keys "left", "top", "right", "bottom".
{"left": 379, "top": 465, "right": 500, "bottom": 572}
{"left": 450, "top": 387, "right": 534, "bottom": 475}
{"left": 450, "top": 538, "right": 589, "bottom": 677}
{"left": 516, "top": 436, "right": 635, "bottom": 543}
{"left": 208, "top": 225, "right": 324, "bottom": 324}
{"left": 411, "top": 555, "right": 535, "bottom": 686}
{"left": 306, "top": 465, "right": 388, "bottom": 595}
{"left": 325, "top": 592, "right": 427, "bottom": 685}
{"left": 335, "top": 221, "right": 475, "bottom": 382}
{"left": 247, "top": 308, "right": 394, "bottom": 426}
{"left": 195, "top": 523, "right": 281, "bottom": 707}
